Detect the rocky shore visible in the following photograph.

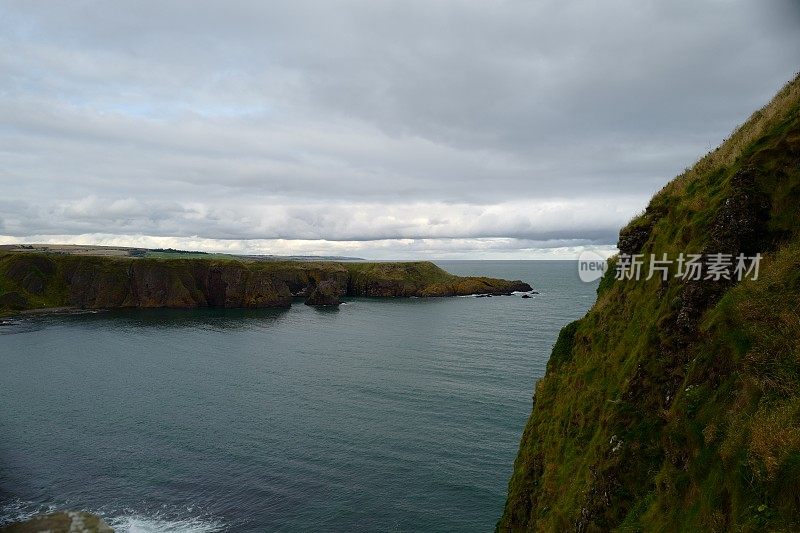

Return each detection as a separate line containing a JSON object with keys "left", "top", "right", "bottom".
{"left": 0, "top": 511, "right": 113, "bottom": 533}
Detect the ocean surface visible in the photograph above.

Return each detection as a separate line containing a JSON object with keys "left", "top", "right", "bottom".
{"left": 0, "top": 260, "right": 597, "bottom": 532}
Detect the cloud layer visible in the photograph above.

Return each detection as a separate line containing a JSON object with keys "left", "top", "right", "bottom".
{"left": 1, "top": 0, "right": 798, "bottom": 257}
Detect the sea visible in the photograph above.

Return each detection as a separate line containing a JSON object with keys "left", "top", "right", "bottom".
{"left": 0, "top": 261, "right": 598, "bottom": 532}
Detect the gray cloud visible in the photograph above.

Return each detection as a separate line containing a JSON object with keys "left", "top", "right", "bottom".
{"left": 0, "top": 0, "right": 798, "bottom": 257}
{"left": 2, "top": 195, "right": 637, "bottom": 244}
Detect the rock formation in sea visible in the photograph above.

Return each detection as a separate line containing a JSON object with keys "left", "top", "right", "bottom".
{"left": 305, "top": 279, "right": 343, "bottom": 306}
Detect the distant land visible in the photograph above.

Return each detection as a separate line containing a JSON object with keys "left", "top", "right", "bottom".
{"left": 0, "top": 243, "right": 364, "bottom": 262}
{"left": 0, "top": 247, "right": 534, "bottom": 316}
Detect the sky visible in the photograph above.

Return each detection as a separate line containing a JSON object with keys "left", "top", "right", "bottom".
{"left": 0, "top": 1, "right": 798, "bottom": 259}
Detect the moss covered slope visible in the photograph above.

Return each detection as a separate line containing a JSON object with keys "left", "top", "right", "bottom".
{"left": 499, "top": 74, "right": 800, "bottom": 531}
{"left": 0, "top": 255, "right": 531, "bottom": 314}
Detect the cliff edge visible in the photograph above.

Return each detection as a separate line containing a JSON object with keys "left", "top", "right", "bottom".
{"left": 499, "top": 74, "right": 800, "bottom": 531}
{"left": 0, "top": 255, "right": 531, "bottom": 315}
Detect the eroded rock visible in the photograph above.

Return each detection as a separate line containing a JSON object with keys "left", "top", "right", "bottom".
{"left": 304, "top": 280, "right": 342, "bottom": 306}
{"left": 1, "top": 511, "right": 114, "bottom": 533}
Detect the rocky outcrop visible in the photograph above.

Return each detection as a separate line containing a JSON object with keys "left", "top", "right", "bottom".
{"left": 418, "top": 277, "right": 530, "bottom": 297}
{"left": 188, "top": 262, "right": 293, "bottom": 308}
{"left": 1, "top": 511, "right": 113, "bottom": 533}
{"left": 0, "top": 255, "right": 532, "bottom": 314}
{"left": 304, "top": 280, "right": 343, "bottom": 306}
{"left": 345, "top": 261, "right": 531, "bottom": 297}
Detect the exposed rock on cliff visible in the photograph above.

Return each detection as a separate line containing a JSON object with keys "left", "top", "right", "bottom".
{"left": 1, "top": 511, "right": 113, "bottom": 533}
{"left": 305, "top": 279, "right": 343, "bottom": 306}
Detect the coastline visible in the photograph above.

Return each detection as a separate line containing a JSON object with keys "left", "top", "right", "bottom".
{"left": 0, "top": 252, "right": 533, "bottom": 316}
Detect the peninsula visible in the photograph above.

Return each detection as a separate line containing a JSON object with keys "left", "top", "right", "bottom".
{"left": 0, "top": 249, "right": 532, "bottom": 315}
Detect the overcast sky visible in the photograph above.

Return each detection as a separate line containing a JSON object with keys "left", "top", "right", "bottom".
{"left": 1, "top": 1, "right": 798, "bottom": 258}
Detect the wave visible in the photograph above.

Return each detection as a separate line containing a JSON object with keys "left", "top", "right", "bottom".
{"left": 0, "top": 499, "right": 225, "bottom": 533}
{"left": 456, "top": 291, "right": 539, "bottom": 298}
{"left": 0, "top": 499, "right": 58, "bottom": 527}
{"left": 109, "top": 513, "right": 225, "bottom": 533}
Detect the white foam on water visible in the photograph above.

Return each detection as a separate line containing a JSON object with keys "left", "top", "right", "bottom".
{"left": 109, "top": 514, "right": 225, "bottom": 533}
{"left": 0, "top": 499, "right": 58, "bottom": 526}
{"left": 0, "top": 500, "right": 225, "bottom": 533}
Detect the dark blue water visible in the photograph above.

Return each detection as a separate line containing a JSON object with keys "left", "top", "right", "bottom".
{"left": 0, "top": 261, "right": 597, "bottom": 532}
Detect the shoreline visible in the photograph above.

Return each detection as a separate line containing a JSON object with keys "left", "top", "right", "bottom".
{"left": 0, "top": 252, "right": 533, "bottom": 315}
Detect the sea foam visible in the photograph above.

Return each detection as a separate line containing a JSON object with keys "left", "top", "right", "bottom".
{"left": 109, "top": 513, "right": 224, "bottom": 533}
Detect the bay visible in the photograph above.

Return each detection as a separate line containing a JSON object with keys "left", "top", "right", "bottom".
{"left": 0, "top": 261, "right": 597, "bottom": 532}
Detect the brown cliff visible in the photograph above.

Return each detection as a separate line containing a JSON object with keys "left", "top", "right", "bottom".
{"left": 0, "top": 253, "right": 532, "bottom": 314}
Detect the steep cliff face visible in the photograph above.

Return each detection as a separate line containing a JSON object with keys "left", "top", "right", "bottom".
{"left": 0, "top": 255, "right": 531, "bottom": 314}
{"left": 499, "top": 75, "right": 800, "bottom": 531}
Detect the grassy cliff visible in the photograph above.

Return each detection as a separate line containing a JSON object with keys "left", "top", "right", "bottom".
{"left": 499, "top": 74, "right": 800, "bottom": 531}
{"left": 0, "top": 254, "right": 531, "bottom": 315}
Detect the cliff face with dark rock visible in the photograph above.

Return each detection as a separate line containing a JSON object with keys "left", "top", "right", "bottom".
{"left": 499, "top": 75, "right": 800, "bottom": 531}
{"left": 0, "top": 255, "right": 531, "bottom": 315}
{"left": 305, "top": 279, "right": 343, "bottom": 306}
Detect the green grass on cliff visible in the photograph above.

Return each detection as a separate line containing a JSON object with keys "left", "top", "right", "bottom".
{"left": 0, "top": 255, "right": 528, "bottom": 315}
{"left": 344, "top": 261, "right": 529, "bottom": 296}
{"left": 344, "top": 261, "right": 456, "bottom": 294}
{"left": 344, "top": 261, "right": 454, "bottom": 283}
{"left": 0, "top": 255, "right": 349, "bottom": 314}
{"left": 499, "top": 73, "right": 800, "bottom": 532}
